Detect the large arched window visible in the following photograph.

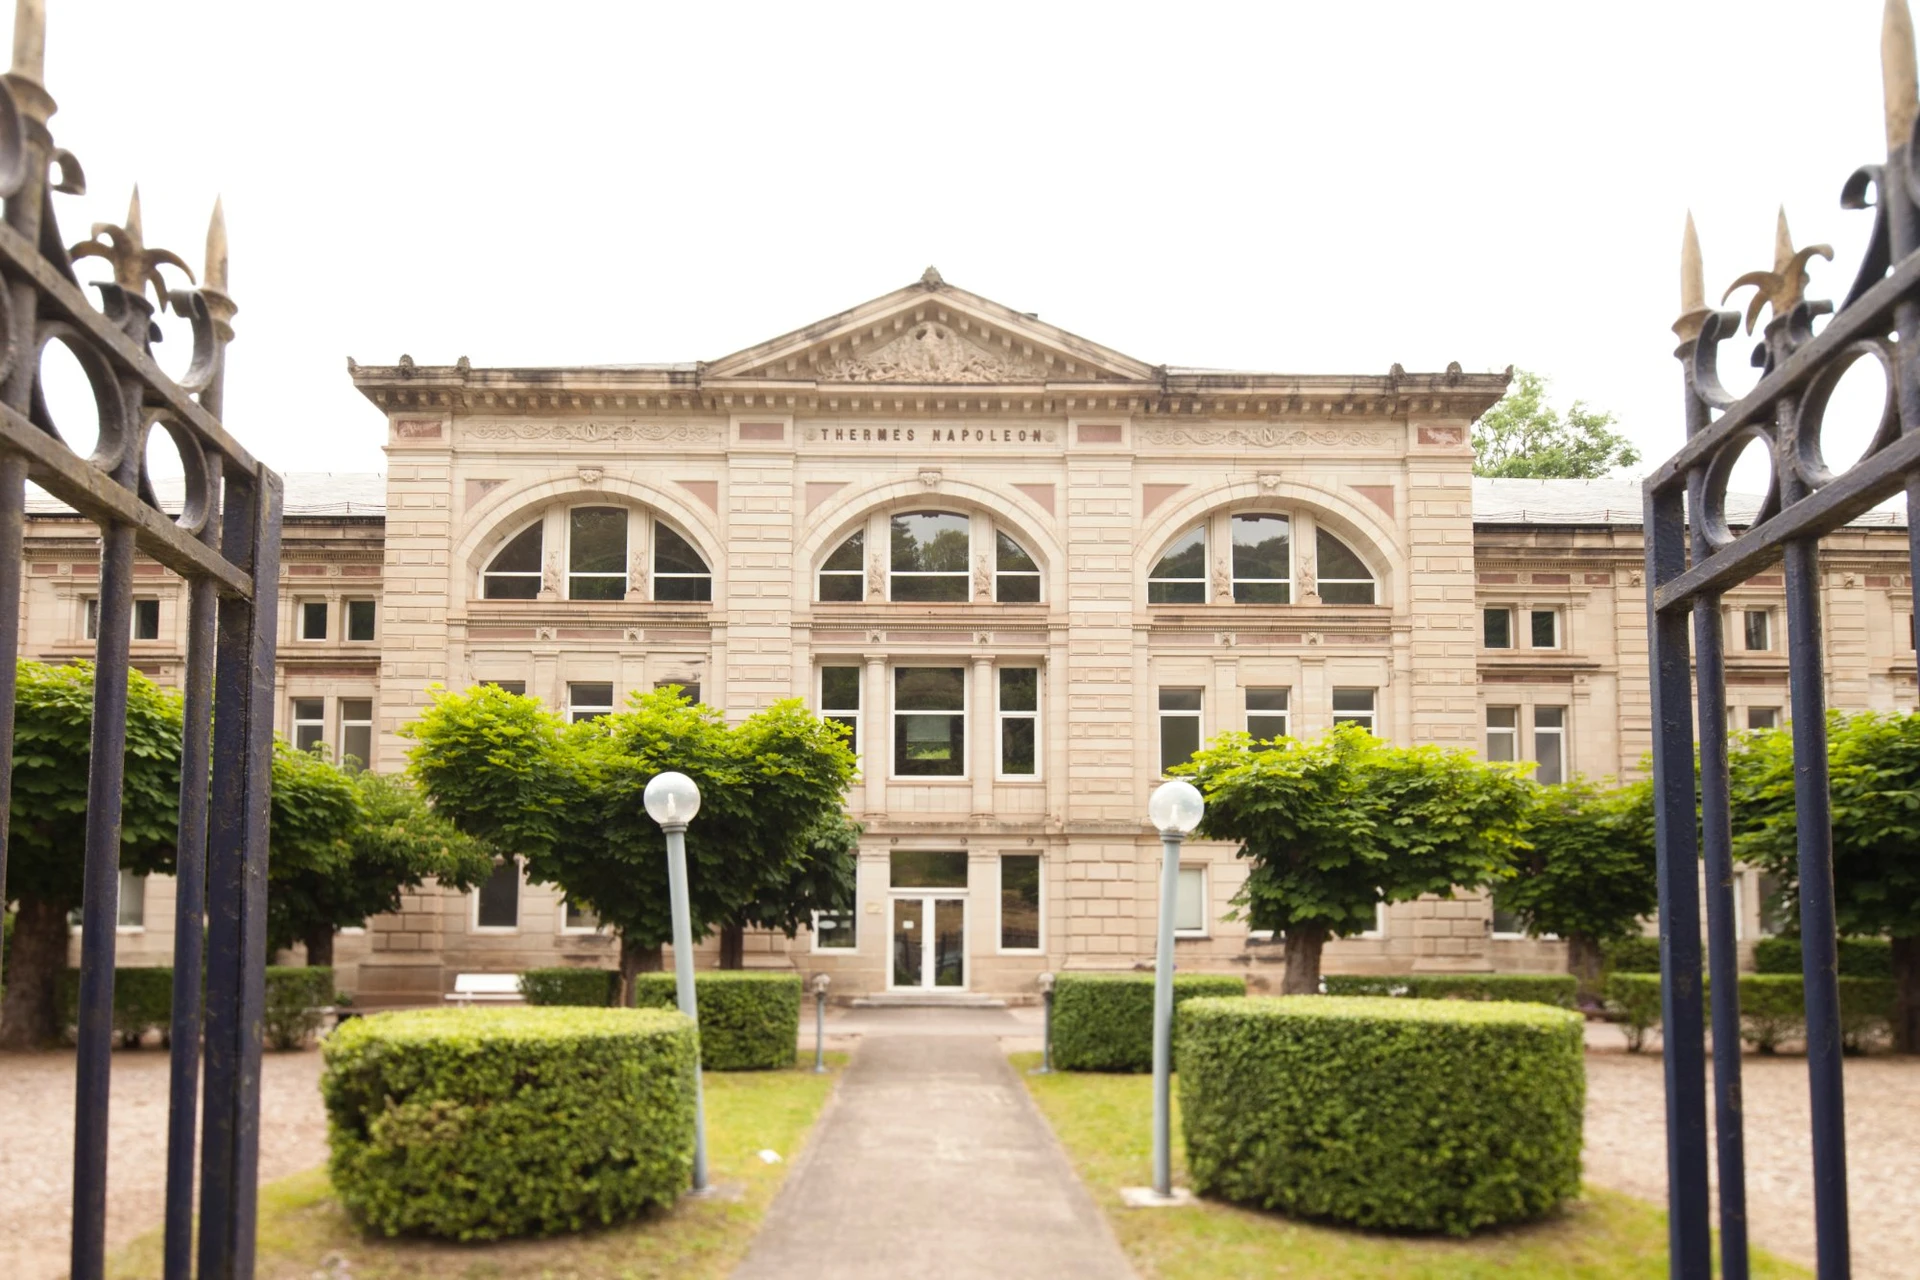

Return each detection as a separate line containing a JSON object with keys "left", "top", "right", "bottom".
{"left": 1146, "top": 509, "right": 1379, "bottom": 607}
{"left": 477, "top": 504, "right": 711, "bottom": 602}
{"left": 816, "top": 508, "right": 1045, "bottom": 604}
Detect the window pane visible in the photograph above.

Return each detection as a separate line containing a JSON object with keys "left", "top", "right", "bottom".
{"left": 295, "top": 727, "right": 323, "bottom": 752}
{"left": 654, "top": 574, "right": 712, "bottom": 602}
{"left": 301, "top": 601, "right": 327, "bottom": 639}
{"left": 1248, "top": 687, "right": 1289, "bottom": 741}
{"left": 1531, "top": 610, "right": 1558, "bottom": 648}
{"left": 1747, "top": 707, "right": 1780, "bottom": 731}
{"left": 487, "top": 522, "right": 543, "bottom": 574}
{"left": 891, "top": 512, "right": 970, "bottom": 573}
{"left": 569, "top": 682, "right": 613, "bottom": 723}
{"left": 822, "top": 667, "right": 861, "bottom": 710}
{"left": 1487, "top": 706, "right": 1517, "bottom": 728}
{"left": 891, "top": 573, "right": 969, "bottom": 602}
{"left": 1175, "top": 867, "right": 1206, "bottom": 932}
{"left": 823, "top": 531, "right": 864, "bottom": 572}
{"left": 1246, "top": 688, "right": 1288, "bottom": 712}
{"left": 1160, "top": 714, "right": 1200, "bottom": 773}
{"left": 84, "top": 597, "right": 98, "bottom": 639}
{"left": 814, "top": 908, "right": 856, "bottom": 949}
{"left": 890, "top": 850, "right": 969, "bottom": 888}
{"left": 133, "top": 599, "right": 160, "bottom": 640}
{"left": 476, "top": 859, "right": 519, "bottom": 928}
{"left": 1147, "top": 579, "right": 1206, "bottom": 605}
{"left": 1149, "top": 526, "right": 1206, "bottom": 594}
{"left": 569, "top": 507, "right": 626, "bottom": 574}
{"left": 1001, "top": 854, "right": 1041, "bottom": 949}
{"left": 485, "top": 680, "right": 528, "bottom": 695}
{"left": 653, "top": 680, "right": 700, "bottom": 705}
{"left": 1744, "top": 610, "right": 1770, "bottom": 651}
{"left": 1332, "top": 688, "right": 1375, "bottom": 713}
{"left": 1484, "top": 608, "right": 1512, "bottom": 648}
{"left": 819, "top": 572, "right": 864, "bottom": 602}
{"left": 1231, "top": 514, "right": 1291, "bottom": 580}
{"left": 896, "top": 714, "right": 964, "bottom": 775}
{"left": 347, "top": 599, "right": 376, "bottom": 641}
{"left": 1248, "top": 716, "right": 1288, "bottom": 741}
{"left": 828, "top": 715, "right": 859, "bottom": 752}
{"left": 999, "top": 668, "right": 1038, "bottom": 713}
{"left": 995, "top": 573, "right": 1041, "bottom": 603}
{"left": 1158, "top": 687, "right": 1203, "bottom": 711}
{"left": 1001, "top": 717, "right": 1036, "bottom": 775}
{"left": 565, "top": 900, "right": 600, "bottom": 931}
{"left": 1318, "top": 581, "right": 1374, "bottom": 605}
{"left": 896, "top": 667, "right": 965, "bottom": 710}
{"left": 342, "top": 725, "right": 373, "bottom": 770}
{"left": 654, "top": 523, "right": 710, "bottom": 576}
{"left": 118, "top": 868, "right": 145, "bottom": 929}
{"left": 1534, "top": 707, "right": 1565, "bottom": 730}
{"left": 1316, "top": 528, "right": 1371, "bottom": 582}
{"left": 1492, "top": 906, "right": 1525, "bottom": 936}
{"left": 996, "top": 531, "right": 1038, "bottom": 573}
{"left": 483, "top": 573, "right": 541, "bottom": 601}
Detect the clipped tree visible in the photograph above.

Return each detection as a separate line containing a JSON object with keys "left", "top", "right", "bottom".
{"left": 1729, "top": 710, "right": 1920, "bottom": 1052}
{"left": 1472, "top": 368, "right": 1639, "bottom": 479}
{"left": 1493, "top": 778, "right": 1657, "bottom": 996}
{"left": 1181, "top": 724, "right": 1532, "bottom": 994}
{"left": 268, "top": 751, "right": 496, "bottom": 966}
{"left": 1, "top": 661, "right": 184, "bottom": 1048}
{"left": 406, "top": 685, "right": 858, "bottom": 998}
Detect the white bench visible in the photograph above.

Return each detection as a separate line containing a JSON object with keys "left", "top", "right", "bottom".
{"left": 445, "top": 973, "right": 524, "bottom": 1006}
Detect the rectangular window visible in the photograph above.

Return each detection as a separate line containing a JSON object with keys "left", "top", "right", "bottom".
{"left": 1534, "top": 706, "right": 1566, "bottom": 785}
{"left": 1755, "top": 870, "right": 1791, "bottom": 936}
{"left": 1486, "top": 706, "right": 1518, "bottom": 762}
{"left": 894, "top": 667, "right": 966, "bottom": 776}
{"left": 1158, "top": 687, "right": 1203, "bottom": 774}
{"left": 83, "top": 597, "right": 98, "bottom": 640}
{"left": 998, "top": 668, "right": 1038, "bottom": 776}
{"left": 1231, "top": 514, "right": 1291, "bottom": 603}
{"left": 812, "top": 906, "right": 857, "bottom": 951}
{"left": 1332, "top": 688, "right": 1376, "bottom": 731}
{"left": 568, "top": 506, "right": 628, "bottom": 600}
{"left": 117, "top": 868, "right": 145, "bottom": 930}
{"left": 475, "top": 858, "right": 520, "bottom": 930}
{"left": 291, "top": 697, "right": 325, "bottom": 753}
{"left": 1175, "top": 866, "right": 1208, "bottom": 936}
{"left": 484, "top": 679, "right": 528, "bottom": 696}
{"left": 562, "top": 898, "right": 601, "bottom": 933}
{"left": 1747, "top": 706, "right": 1781, "bottom": 732}
{"left": 1000, "top": 854, "right": 1041, "bottom": 949}
{"left": 889, "top": 849, "right": 969, "bottom": 888}
{"left": 346, "top": 598, "right": 376, "bottom": 642}
{"left": 654, "top": 680, "right": 701, "bottom": 705}
{"left": 821, "top": 666, "right": 861, "bottom": 756}
{"left": 568, "top": 682, "right": 614, "bottom": 723}
{"left": 1491, "top": 904, "right": 1526, "bottom": 938}
{"left": 133, "top": 598, "right": 160, "bottom": 641}
{"left": 1744, "top": 609, "right": 1772, "bottom": 652}
{"left": 300, "top": 600, "right": 328, "bottom": 641}
{"left": 1530, "top": 609, "right": 1560, "bottom": 649}
{"left": 338, "top": 698, "right": 374, "bottom": 770}
{"left": 1483, "top": 607, "right": 1513, "bottom": 649}
{"left": 1360, "top": 901, "right": 1389, "bottom": 939}
{"left": 1246, "top": 687, "right": 1290, "bottom": 741}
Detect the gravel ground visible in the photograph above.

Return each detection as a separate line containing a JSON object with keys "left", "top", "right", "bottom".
{"left": 0, "top": 1047, "right": 328, "bottom": 1280}
{"left": 1583, "top": 1047, "right": 1920, "bottom": 1280}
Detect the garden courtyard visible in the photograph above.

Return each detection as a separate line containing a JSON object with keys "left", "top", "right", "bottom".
{"left": 1, "top": 1006, "right": 1916, "bottom": 1280}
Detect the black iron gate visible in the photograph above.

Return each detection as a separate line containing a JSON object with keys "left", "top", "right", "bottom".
{"left": 0, "top": 5, "right": 280, "bottom": 1279}
{"left": 1645, "top": 8, "right": 1920, "bottom": 1279}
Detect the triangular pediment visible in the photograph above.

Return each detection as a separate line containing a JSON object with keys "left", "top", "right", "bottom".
{"left": 704, "top": 269, "right": 1158, "bottom": 386}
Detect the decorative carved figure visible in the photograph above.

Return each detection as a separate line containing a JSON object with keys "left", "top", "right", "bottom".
{"left": 579, "top": 466, "right": 604, "bottom": 486}
{"left": 974, "top": 552, "right": 992, "bottom": 600}
{"left": 919, "top": 468, "right": 943, "bottom": 490}
{"left": 1257, "top": 472, "right": 1284, "bottom": 492}
{"left": 813, "top": 322, "right": 1053, "bottom": 384}
{"left": 627, "top": 549, "right": 647, "bottom": 600}
{"left": 1212, "top": 563, "right": 1232, "bottom": 601}
{"left": 534, "top": 626, "right": 557, "bottom": 642}
{"left": 868, "top": 550, "right": 886, "bottom": 600}
{"left": 541, "top": 551, "right": 560, "bottom": 599}
{"left": 1298, "top": 552, "right": 1319, "bottom": 604}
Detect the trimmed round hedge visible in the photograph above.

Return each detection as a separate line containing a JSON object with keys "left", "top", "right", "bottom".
{"left": 321, "top": 1006, "right": 697, "bottom": 1239}
{"left": 632, "top": 971, "right": 801, "bottom": 1070}
{"left": 1176, "top": 995, "right": 1585, "bottom": 1235}
{"left": 1050, "top": 972, "right": 1246, "bottom": 1072}
{"left": 520, "top": 965, "right": 620, "bottom": 1007}
{"left": 1322, "top": 973, "right": 1578, "bottom": 1008}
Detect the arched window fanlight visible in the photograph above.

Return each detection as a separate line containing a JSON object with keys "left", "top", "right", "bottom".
{"left": 995, "top": 532, "right": 1040, "bottom": 602}
{"left": 819, "top": 530, "right": 864, "bottom": 601}
{"left": 478, "top": 506, "right": 711, "bottom": 603}
{"left": 1315, "top": 528, "right": 1375, "bottom": 605}
{"left": 1147, "top": 526, "right": 1206, "bottom": 604}
{"left": 1146, "top": 509, "right": 1381, "bottom": 607}
{"left": 482, "top": 522, "right": 543, "bottom": 600}
{"left": 654, "top": 524, "right": 712, "bottom": 601}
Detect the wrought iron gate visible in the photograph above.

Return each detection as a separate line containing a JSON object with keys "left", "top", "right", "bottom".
{"left": 0, "top": 3, "right": 280, "bottom": 1278}
{"left": 1646, "top": 7, "right": 1920, "bottom": 1278}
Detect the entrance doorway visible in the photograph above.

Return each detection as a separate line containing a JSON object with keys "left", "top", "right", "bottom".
{"left": 891, "top": 897, "right": 966, "bottom": 989}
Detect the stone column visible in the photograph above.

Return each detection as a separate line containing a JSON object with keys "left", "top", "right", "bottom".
{"left": 864, "top": 655, "right": 888, "bottom": 817}
{"left": 972, "top": 654, "right": 995, "bottom": 816}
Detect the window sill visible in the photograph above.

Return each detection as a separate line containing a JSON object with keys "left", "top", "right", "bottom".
{"left": 1174, "top": 932, "right": 1209, "bottom": 941}
{"left": 470, "top": 926, "right": 521, "bottom": 935}
{"left": 887, "top": 776, "right": 972, "bottom": 785}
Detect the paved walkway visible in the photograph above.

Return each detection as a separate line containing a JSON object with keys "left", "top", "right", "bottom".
{"left": 734, "top": 1027, "right": 1134, "bottom": 1280}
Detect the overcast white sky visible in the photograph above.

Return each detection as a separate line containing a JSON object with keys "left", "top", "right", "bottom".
{"left": 19, "top": 1, "right": 1909, "bottom": 495}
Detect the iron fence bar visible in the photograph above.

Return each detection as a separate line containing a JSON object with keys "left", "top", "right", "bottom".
{"left": 0, "top": 452, "right": 24, "bottom": 990}
{"left": 1645, "top": 480, "right": 1712, "bottom": 1280}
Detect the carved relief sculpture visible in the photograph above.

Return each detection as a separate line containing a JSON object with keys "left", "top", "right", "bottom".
{"left": 627, "top": 548, "right": 647, "bottom": 600}
{"left": 1142, "top": 425, "right": 1392, "bottom": 449}
{"left": 813, "top": 323, "right": 1055, "bottom": 383}
{"left": 974, "top": 552, "right": 992, "bottom": 600}
{"left": 541, "top": 551, "right": 560, "bottom": 600}
{"left": 1298, "top": 552, "right": 1319, "bottom": 604}
{"left": 1211, "top": 562, "right": 1232, "bottom": 601}
{"left": 868, "top": 549, "right": 886, "bottom": 600}
{"left": 466, "top": 421, "right": 722, "bottom": 444}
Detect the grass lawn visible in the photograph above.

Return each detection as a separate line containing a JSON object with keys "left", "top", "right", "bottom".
{"left": 106, "top": 1054, "right": 845, "bottom": 1280}
{"left": 1012, "top": 1053, "right": 1809, "bottom": 1280}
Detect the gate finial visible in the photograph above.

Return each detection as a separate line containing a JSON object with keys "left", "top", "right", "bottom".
{"left": 1674, "top": 212, "right": 1710, "bottom": 343}
{"left": 10, "top": 0, "right": 44, "bottom": 83}
{"left": 1887, "top": 0, "right": 1918, "bottom": 149}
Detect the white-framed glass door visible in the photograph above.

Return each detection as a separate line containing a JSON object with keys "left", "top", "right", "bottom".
{"left": 890, "top": 895, "right": 966, "bottom": 990}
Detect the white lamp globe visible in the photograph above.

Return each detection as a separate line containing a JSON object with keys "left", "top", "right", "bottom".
{"left": 1148, "top": 779, "right": 1204, "bottom": 836}
{"left": 644, "top": 771, "right": 702, "bottom": 827}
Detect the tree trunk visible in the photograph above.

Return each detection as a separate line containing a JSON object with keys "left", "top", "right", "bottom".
{"left": 1893, "top": 935, "right": 1918, "bottom": 1056}
{"left": 1281, "top": 925, "right": 1329, "bottom": 995}
{"left": 719, "top": 924, "right": 745, "bottom": 971}
{"left": 1566, "top": 933, "right": 1605, "bottom": 1004}
{"left": 619, "top": 936, "right": 664, "bottom": 1007}
{"left": 0, "top": 896, "right": 72, "bottom": 1049}
{"left": 301, "top": 925, "right": 335, "bottom": 969}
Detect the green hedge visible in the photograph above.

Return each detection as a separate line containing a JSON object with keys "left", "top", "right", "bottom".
{"left": 1177, "top": 996, "right": 1584, "bottom": 1235}
{"left": 1604, "top": 971, "right": 1897, "bottom": 1054}
{"left": 322, "top": 1006, "right": 697, "bottom": 1239}
{"left": 1604, "top": 936, "right": 1662, "bottom": 974}
{"left": 1604, "top": 973, "right": 1666, "bottom": 1052}
{"left": 521, "top": 966, "right": 620, "bottom": 1007}
{"left": 1752, "top": 936, "right": 1894, "bottom": 979}
{"left": 265, "top": 967, "right": 337, "bottom": 1050}
{"left": 58, "top": 967, "right": 175, "bottom": 1046}
{"left": 1322, "top": 973, "right": 1578, "bottom": 1008}
{"left": 631, "top": 971, "right": 801, "bottom": 1070}
{"left": 1050, "top": 972, "right": 1246, "bottom": 1072}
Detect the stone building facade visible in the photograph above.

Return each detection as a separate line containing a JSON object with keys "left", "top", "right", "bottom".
{"left": 25, "top": 273, "right": 1917, "bottom": 1001}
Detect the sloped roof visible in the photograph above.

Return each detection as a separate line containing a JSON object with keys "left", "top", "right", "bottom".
{"left": 26, "top": 472, "right": 389, "bottom": 519}
{"left": 1472, "top": 477, "right": 1907, "bottom": 529}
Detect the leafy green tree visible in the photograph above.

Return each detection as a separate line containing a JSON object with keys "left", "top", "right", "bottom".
{"left": 1729, "top": 711, "right": 1920, "bottom": 1052}
{"left": 268, "top": 752, "right": 495, "bottom": 967}
{"left": 1, "top": 661, "right": 183, "bottom": 1048}
{"left": 1180, "top": 724, "right": 1532, "bottom": 994}
{"left": 406, "top": 685, "right": 859, "bottom": 999}
{"left": 1493, "top": 779, "right": 1657, "bottom": 996}
{"left": 1472, "top": 369, "right": 1639, "bottom": 479}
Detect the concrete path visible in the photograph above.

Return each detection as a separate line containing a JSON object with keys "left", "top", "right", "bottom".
{"left": 734, "top": 1032, "right": 1134, "bottom": 1280}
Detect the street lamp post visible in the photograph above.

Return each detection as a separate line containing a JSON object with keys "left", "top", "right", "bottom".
{"left": 644, "top": 770, "right": 709, "bottom": 1193}
{"left": 1147, "top": 779, "right": 1204, "bottom": 1200}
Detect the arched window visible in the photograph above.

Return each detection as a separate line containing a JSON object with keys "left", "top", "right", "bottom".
{"left": 568, "top": 507, "right": 627, "bottom": 600}
{"left": 482, "top": 522, "right": 543, "bottom": 600}
{"left": 1148, "top": 526, "right": 1206, "bottom": 604}
{"left": 995, "top": 532, "right": 1040, "bottom": 602}
{"left": 891, "top": 511, "right": 970, "bottom": 601}
{"left": 1231, "top": 514, "right": 1291, "bottom": 603}
{"left": 819, "top": 530, "right": 864, "bottom": 601}
{"left": 816, "top": 508, "right": 1047, "bottom": 604}
{"left": 654, "top": 524, "right": 712, "bottom": 601}
{"left": 1315, "top": 528, "right": 1376, "bottom": 605}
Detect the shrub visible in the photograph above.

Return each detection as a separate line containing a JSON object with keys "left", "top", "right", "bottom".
{"left": 1604, "top": 935, "right": 1662, "bottom": 974}
{"left": 521, "top": 966, "right": 619, "bottom": 1007}
{"left": 1050, "top": 972, "right": 1246, "bottom": 1072}
{"left": 631, "top": 971, "right": 800, "bottom": 1070}
{"left": 1178, "top": 995, "right": 1585, "bottom": 1235}
{"left": 322, "top": 1006, "right": 696, "bottom": 1239}
{"left": 1603, "top": 971, "right": 1897, "bottom": 1055}
{"left": 1604, "top": 973, "right": 1664, "bottom": 1051}
{"left": 58, "top": 967, "right": 175, "bottom": 1046}
{"left": 264, "top": 967, "right": 336, "bottom": 1051}
{"left": 1322, "top": 973, "right": 1578, "bottom": 1008}
{"left": 1751, "top": 936, "right": 1894, "bottom": 979}
{"left": 1739, "top": 974, "right": 1804, "bottom": 1053}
